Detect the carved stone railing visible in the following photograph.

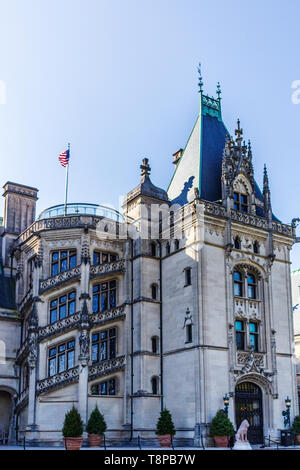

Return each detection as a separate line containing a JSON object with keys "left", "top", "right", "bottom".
{"left": 272, "top": 221, "right": 293, "bottom": 237}
{"left": 89, "top": 304, "right": 126, "bottom": 328}
{"left": 88, "top": 356, "right": 125, "bottom": 381}
{"left": 39, "top": 266, "right": 81, "bottom": 294}
{"left": 16, "top": 337, "right": 29, "bottom": 364}
{"left": 15, "top": 387, "right": 29, "bottom": 411}
{"left": 37, "top": 366, "right": 80, "bottom": 395}
{"left": 231, "top": 210, "right": 268, "bottom": 230}
{"left": 19, "top": 288, "right": 33, "bottom": 313}
{"left": 38, "top": 312, "right": 81, "bottom": 341}
{"left": 90, "top": 259, "right": 125, "bottom": 278}
{"left": 234, "top": 298, "right": 261, "bottom": 322}
{"left": 204, "top": 201, "right": 226, "bottom": 218}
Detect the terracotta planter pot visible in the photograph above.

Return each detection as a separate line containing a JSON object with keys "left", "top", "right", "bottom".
{"left": 296, "top": 435, "right": 300, "bottom": 445}
{"left": 213, "top": 436, "right": 229, "bottom": 448}
{"left": 88, "top": 433, "right": 103, "bottom": 447}
{"left": 64, "top": 437, "right": 83, "bottom": 450}
{"left": 157, "top": 434, "right": 172, "bottom": 447}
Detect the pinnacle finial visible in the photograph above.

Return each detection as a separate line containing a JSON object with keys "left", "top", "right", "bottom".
{"left": 197, "top": 62, "right": 203, "bottom": 93}
{"left": 235, "top": 119, "right": 243, "bottom": 146}
{"left": 140, "top": 158, "right": 151, "bottom": 177}
{"left": 216, "top": 82, "right": 221, "bottom": 99}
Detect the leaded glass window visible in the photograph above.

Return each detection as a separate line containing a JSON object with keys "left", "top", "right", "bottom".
{"left": 48, "top": 339, "right": 75, "bottom": 377}
{"left": 91, "top": 327, "right": 116, "bottom": 363}
{"left": 51, "top": 250, "right": 77, "bottom": 276}
{"left": 92, "top": 280, "right": 117, "bottom": 313}
{"left": 91, "top": 378, "right": 116, "bottom": 396}
{"left": 50, "top": 291, "right": 76, "bottom": 323}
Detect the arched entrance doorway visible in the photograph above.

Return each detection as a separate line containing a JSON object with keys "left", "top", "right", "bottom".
{"left": 235, "top": 382, "right": 263, "bottom": 444}
{"left": 0, "top": 391, "right": 12, "bottom": 444}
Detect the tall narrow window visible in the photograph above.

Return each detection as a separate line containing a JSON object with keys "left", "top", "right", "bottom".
{"left": 151, "top": 336, "right": 159, "bottom": 353}
{"left": 186, "top": 323, "right": 193, "bottom": 343}
{"left": 50, "top": 291, "right": 76, "bottom": 324}
{"left": 235, "top": 320, "right": 245, "bottom": 350}
{"left": 151, "top": 284, "right": 157, "bottom": 300}
{"left": 249, "top": 322, "right": 259, "bottom": 352}
{"left": 51, "top": 250, "right": 77, "bottom": 276}
{"left": 233, "top": 271, "right": 243, "bottom": 297}
{"left": 91, "top": 327, "right": 116, "bottom": 363}
{"left": 185, "top": 268, "right": 192, "bottom": 286}
{"left": 166, "top": 242, "right": 170, "bottom": 255}
{"left": 48, "top": 339, "right": 75, "bottom": 377}
{"left": 151, "top": 377, "right": 158, "bottom": 395}
{"left": 92, "top": 280, "right": 117, "bottom": 313}
{"left": 175, "top": 239, "right": 180, "bottom": 251}
{"left": 247, "top": 274, "right": 257, "bottom": 299}
{"left": 151, "top": 243, "right": 156, "bottom": 257}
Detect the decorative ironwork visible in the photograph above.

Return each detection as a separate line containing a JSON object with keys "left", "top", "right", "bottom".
{"left": 235, "top": 382, "right": 263, "bottom": 444}
{"left": 38, "top": 312, "right": 81, "bottom": 341}
{"left": 39, "top": 266, "right": 81, "bottom": 293}
{"left": 88, "top": 356, "right": 125, "bottom": 381}
{"left": 89, "top": 304, "right": 126, "bottom": 328}
{"left": 90, "top": 259, "right": 125, "bottom": 278}
{"left": 37, "top": 366, "right": 80, "bottom": 395}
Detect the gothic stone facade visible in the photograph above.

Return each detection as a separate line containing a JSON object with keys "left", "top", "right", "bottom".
{"left": 0, "top": 86, "right": 298, "bottom": 446}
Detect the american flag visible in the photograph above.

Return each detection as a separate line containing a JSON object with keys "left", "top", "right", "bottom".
{"left": 58, "top": 148, "right": 70, "bottom": 167}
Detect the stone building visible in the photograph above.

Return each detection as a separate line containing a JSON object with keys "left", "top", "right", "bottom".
{"left": 0, "top": 79, "right": 298, "bottom": 446}
{"left": 291, "top": 269, "right": 300, "bottom": 411}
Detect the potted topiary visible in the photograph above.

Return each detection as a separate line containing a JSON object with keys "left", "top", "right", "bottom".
{"left": 155, "top": 408, "right": 176, "bottom": 447}
{"left": 62, "top": 405, "right": 84, "bottom": 450}
{"left": 292, "top": 415, "right": 300, "bottom": 444}
{"left": 210, "top": 410, "right": 235, "bottom": 448}
{"left": 86, "top": 405, "right": 107, "bottom": 447}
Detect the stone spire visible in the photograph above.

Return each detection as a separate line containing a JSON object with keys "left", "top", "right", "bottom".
{"left": 197, "top": 62, "right": 203, "bottom": 94}
{"left": 263, "top": 164, "right": 272, "bottom": 217}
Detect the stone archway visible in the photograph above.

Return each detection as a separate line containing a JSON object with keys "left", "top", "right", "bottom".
{"left": 235, "top": 382, "right": 263, "bottom": 445}
{"left": 0, "top": 390, "right": 12, "bottom": 444}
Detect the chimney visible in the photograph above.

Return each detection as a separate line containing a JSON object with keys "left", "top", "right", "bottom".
{"left": 172, "top": 149, "right": 183, "bottom": 168}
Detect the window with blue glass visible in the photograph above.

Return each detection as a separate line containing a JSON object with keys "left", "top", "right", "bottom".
{"left": 235, "top": 320, "right": 245, "bottom": 350}
{"left": 51, "top": 250, "right": 77, "bottom": 276}
{"left": 92, "top": 280, "right": 117, "bottom": 313}
{"left": 234, "top": 271, "right": 243, "bottom": 297}
{"left": 249, "top": 322, "right": 259, "bottom": 351}
{"left": 234, "top": 192, "right": 248, "bottom": 213}
{"left": 50, "top": 291, "right": 76, "bottom": 323}
{"left": 91, "top": 328, "right": 116, "bottom": 363}
{"left": 247, "top": 274, "right": 257, "bottom": 299}
{"left": 91, "top": 378, "right": 116, "bottom": 396}
{"left": 48, "top": 339, "right": 75, "bottom": 377}
{"left": 93, "top": 251, "right": 117, "bottom": 266}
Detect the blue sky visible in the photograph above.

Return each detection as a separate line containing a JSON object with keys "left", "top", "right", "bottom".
{"left": 1, "top": 0, "right": 300, "bottom": 266}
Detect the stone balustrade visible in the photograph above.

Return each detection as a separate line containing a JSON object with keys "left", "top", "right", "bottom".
{"left": 37, "top": 366, "right": 80, "bottom": 395}
{"left": 19, "top": 288, "right": 33, "bottom": 313}
{"left": 39, "top": 266, "right": 81, "bottom": 294}
{"left": 89, "top": 304, "right": 126, "bottom": 328}
{"left": 16, "top": 337, "right": 29, "bottom": 365}
{"left": 38, "top": 312, "right": 81, "bottom": 341}
{"left": 90, "top": 259, "right": 126, "bottom": 278}
{"left": 88, "top": 355, "right": 125, "bottom": 381}
{"left": 15, "top": 387, "right": 29, "bottom": 411}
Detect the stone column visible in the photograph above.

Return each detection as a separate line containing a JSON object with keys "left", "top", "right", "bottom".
{"left": 78, "top": 300, "right": 91, "bottom": 429}
{"left": 26, "top": 302, "right": 39, "bottom": 440}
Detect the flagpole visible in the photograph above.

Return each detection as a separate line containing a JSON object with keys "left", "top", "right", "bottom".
{"left": 64, "top": 143, "right": 70, "bottom": 216}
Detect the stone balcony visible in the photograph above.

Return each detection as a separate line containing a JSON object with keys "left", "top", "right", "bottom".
{"left": 39, "top": 265, "right": 81, "bottom": 294}
{"left": 88, "top": 355, "right": 126, "bottom": 381}
{"left": 16, "top": 337, "right": 29, "bottom": 365}
{"left": 37, "top": 366, "right": 80, "bottom": 395}
{"left": 38, "top": 311, "right": 81, "bottom": 342}
{"left": 89, "top": 304, "right": 126, "bottom": 328}
{"left": 15, "top": 387, "right": 29, "bottom": 411}
{"left": 19, "top": 288, "right": 33, "bottom": 314}
{"left": 90, "top": 259, "right": 126, "bottom": 280}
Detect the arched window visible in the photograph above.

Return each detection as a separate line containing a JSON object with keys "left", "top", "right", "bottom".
{"left": 151, "top": 284, "right": 158, "bottom": 300}
{"left": 186, "top": 323, "right": 193, "bottom": 343}
{"left": 151, "top": 242, "right": 156, "bottom": 257}
{"left": 253, "top": 241, "right": 260, "bottom": 254}
{"left": 247, "top": 274, "right": 257, "bottom": 299}
{"left": 151, "top": 376, "right": 159, "bottom": 395}
{"left": 234, "top": 236, "right": 241, "bottom": 250}
{"left": 151, "top": 336, "right": 159, "bottom": 353}
{"left": 166, "top": 242, "right": 170, "bottom": 255}
{"left": 233, "top": 271, "right": 243, "bottom": 297}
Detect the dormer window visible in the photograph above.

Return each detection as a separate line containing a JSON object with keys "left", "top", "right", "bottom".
{"left": 234, "top": 192, "right": 248, "bottom": 213}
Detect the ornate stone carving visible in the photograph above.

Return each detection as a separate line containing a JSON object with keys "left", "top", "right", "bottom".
{"left": 37, "top": 366, "right": 80, "bottom": 395}
{"left": 39, "top": 266, "right": 81, "bottom": 293}
{"left": 88, "top": 355, "right": 125, "bottom": 381}
{"left": 81, "top": 239, "right": 90, "bottom": 264}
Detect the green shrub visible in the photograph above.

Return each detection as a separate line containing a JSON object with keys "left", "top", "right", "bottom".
{"left": 86, "top": 405, "right": 107, "bottom": 435}
{"left": 62, "top": 406, "right": 83, "bottom": 438}
{"left": 292, "top": 415, "right": 300, "bottom": 434}
{"left": 155, "top": 408, "right": 176, "bottom": 436}
{"left": 210, "top": 410, "right": 235, "bottom": 437}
